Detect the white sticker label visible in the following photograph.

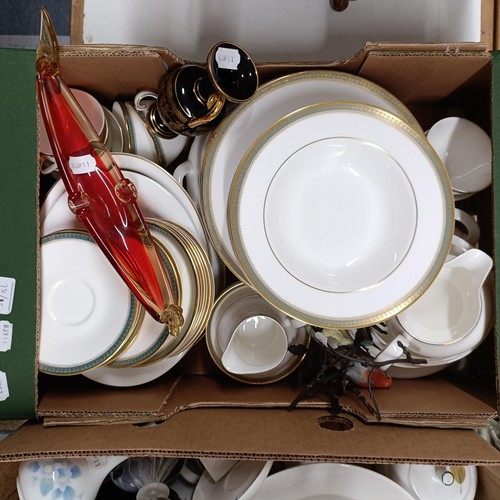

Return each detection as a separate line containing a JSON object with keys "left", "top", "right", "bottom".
{"left": 0, "top": 321, "right": 12, "bottom": 352}
{"left": 215, "top": 47, "right": 240, "bottom": 70}
{"left": 0, "top": 277, "right": 15, "bottom": 315}
{"left": 86, "top": 456, "right": 110, "bottom": 473}
{"left": 69, "top": 154, "right": 96, "bottom": 174}
{"left": 0, "top": 371, "right": 9, "bottom": 401}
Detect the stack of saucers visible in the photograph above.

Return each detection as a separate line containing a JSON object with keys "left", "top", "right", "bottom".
{"left": 39, "top": 152, "right": 216, "bottom": 387}
{"left": 39, "top": 220, "right": 214, "bottom": 384}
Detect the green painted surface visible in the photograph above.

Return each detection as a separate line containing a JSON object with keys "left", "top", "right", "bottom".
{"left": 0, "top": 48, "right": 38, "bottom": 419}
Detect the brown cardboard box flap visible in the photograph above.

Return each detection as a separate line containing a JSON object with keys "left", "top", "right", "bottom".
{"left": 37, "top": 374, "right": 498, "bottom": 429}
{"left": 37, "top": 373, "right": 182, "bottom": 418}
{"left": 359, "top": 48, "right": 490, "bottom": 104}
{"left": 2, "top": 409, "right": 500, "bottom": 465}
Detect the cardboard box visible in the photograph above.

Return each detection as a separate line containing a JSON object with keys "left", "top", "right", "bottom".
{"left": 1, "top": 1, "right": 500, "bottom": 497}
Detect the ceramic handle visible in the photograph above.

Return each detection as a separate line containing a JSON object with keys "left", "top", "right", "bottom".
{"left": 173, "top": 159, "right": 201, "bottom": 209}
{"left": 454, "top": 208, "right": 480, "bottom": 246}
{"left": 373, "top": 334, "right": 409, "bottom": 370}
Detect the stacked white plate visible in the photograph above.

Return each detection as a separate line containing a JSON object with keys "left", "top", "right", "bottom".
{"left": 200, "top": 70, "right": 454, "bottom": 329}
{"left": 40, "top": 153, "right": 215, "bottom": 386}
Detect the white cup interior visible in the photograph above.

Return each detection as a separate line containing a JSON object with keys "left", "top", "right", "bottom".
{"left": 426, "top": 116, "right": 492, "bottom": 194}
{"left": 221, "top": 315, "right": 288, "bottom": 375}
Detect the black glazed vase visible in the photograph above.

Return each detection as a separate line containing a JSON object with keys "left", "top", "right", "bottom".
{"left": 147, "top": 42, "right": 258, "bottom": 137}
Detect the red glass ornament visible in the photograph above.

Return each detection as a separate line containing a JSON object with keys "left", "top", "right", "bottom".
{"left": 36, "top": 8, "right": 183, "bottom": 333}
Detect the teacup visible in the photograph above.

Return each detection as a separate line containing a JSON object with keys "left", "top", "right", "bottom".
{"left": 426, "top": 116, "right": 492, "bottom": 197}
{"left": 221, "top": 315, "right": 289, "bottom": 375}
{"left": 206, "top": 282, "right": 309, "bottom": 383}
{"left": 113, "top": 100, "right": 189, "bottom": 169}
{"left": 370, "top": 248, "right": 493, "bottom": 374}
{"left": 39, "top": 87, "right": 107, "bottom": 175}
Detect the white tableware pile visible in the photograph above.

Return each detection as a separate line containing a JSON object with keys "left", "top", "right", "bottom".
{"left": 38, "top": 70, "right": 494, "bottom": 386}
{"left": 194, "top": 70, "right": 493, "bottom": 379}
{"left": 16, "top": 457, "right": 480, "bottom": 500}
{"left": 40, "top": 153, "right": 216, "bottom": 387}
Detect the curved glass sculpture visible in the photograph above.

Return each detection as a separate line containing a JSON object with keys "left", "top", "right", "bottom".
{"left": 36, "top": 8, "right": 183, "bottom": 333}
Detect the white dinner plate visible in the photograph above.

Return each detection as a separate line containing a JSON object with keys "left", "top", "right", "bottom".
{"left": 230, "top": 102, "right": 453, "bottom": 328}
{"left": 40, "top": 153, "right": 208, "bottom": 253}
{"left": 201, "top": 70, "right": 423, "bottom": 281}
{"left": 251, "top": 463, "right": 415, "bottom": 500}
{"left": 40, "top": 231, "right": 140, "bottom": 374}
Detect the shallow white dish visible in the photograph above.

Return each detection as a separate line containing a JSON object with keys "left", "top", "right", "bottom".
{"left": 201, "top": 70, "right": 422, "bottom": 281}
{"left": 230, "top": 102, "right": 453, "bottom": 328}
{"left": 251, "top": 463, "right": 414, "bottom": 499}
{"left": 193, "top": 461, "right": 272, "bottom": 500}
{"left": 40, "top": 232, "right": 139, "bottom": 374}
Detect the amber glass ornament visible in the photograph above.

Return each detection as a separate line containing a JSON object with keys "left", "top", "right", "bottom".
{"left": 36, "top": 8, "right": 183, "bottom": 333}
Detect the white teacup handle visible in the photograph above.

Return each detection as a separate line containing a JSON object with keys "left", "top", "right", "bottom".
{"left": 373, "top": 334, "right": 410, "bottom": 370}
{"left": 454, "top": 208, "right": 481, "bottom": 246}
{"left": 173, "top": 159, "right": 201, "bottom": 209}
{"left": 282, "top": 316, "right": 307, "bottom": 329}
{"left": 40, "top": 154, "right": 58, "bottom": 175}
{"left": 134, "top": 90, "right": 158, "bottom": 112}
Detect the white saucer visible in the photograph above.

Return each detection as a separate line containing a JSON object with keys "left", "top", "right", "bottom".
{"left": 82, "top": 221, "right": 199, "bottom": 385}
{"left": 134, "top": 220, "right": 198, "bottom": 363}
{"left": 41, "top": 153, "right": 207, "bottom": 247}
{"left": 40, "top": 231, "right": 139, "bottom": 374}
